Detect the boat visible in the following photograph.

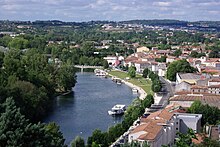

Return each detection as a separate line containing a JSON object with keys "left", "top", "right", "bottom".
{"left": 95, "top": 70, "right": 107, "bottom": 76}
{"left": 116, "top": 81, "right": 122, "bottom": 85}
{"left": 132, "top": 88, "right": 138, "bottom": 93}
{"left": 108, "top": 104, "right": 126, "bottom": 115}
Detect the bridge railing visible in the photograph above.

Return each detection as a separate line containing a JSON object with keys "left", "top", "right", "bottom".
{"left": 74, "top": 65, "right": 103, "bottom": 69}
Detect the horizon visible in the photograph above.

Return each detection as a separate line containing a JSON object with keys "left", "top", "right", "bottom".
{"left": 1, "top": 0, "right": 220, "bottom": 22}
{"left": 1, "top": 19, "right": 220, "bottom": 23}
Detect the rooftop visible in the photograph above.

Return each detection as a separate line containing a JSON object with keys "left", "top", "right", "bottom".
{"left": 130, "top": 104, "right": 182, "bottom": 141}
{"left": 170, "top": 94, "right": 220, "bottom": 108}
{"left": 178, "top": 73, "right": 201, "bottom": 80}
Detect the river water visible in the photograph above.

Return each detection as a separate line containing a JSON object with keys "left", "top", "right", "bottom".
{"left": 44, "top": 72, "right": 137, "bottom": 145}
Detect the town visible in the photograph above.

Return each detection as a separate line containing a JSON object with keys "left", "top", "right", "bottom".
{"left": 0, "top": 19, "right": 220, "bottom": 147}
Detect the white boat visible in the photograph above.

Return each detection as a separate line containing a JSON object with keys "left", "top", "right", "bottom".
{"left": 95, "top": 70, "right": 107, "bottom": 76}
{"left": 108, "top": 104, "right": 126, "bottom": 115}
{"left": 116, "top": 81, "right": 122, "bottom": 85}
{"left": 132, "top": 88, "right": 138, "bottom": 93}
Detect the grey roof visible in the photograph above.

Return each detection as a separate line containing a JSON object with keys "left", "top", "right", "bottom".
{"left": 178, "top": 73, "right": 201, "bottom": 80}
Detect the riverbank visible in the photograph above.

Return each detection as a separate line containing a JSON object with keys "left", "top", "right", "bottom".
{"left": 107, "top": 70, "right": 152, "bottom": 100}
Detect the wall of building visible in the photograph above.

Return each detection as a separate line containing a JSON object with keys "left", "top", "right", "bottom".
{"left": 175, "top": 82, "right": 192, "bottom": 92}
{"left": 175, "top": 113, "right": 202, "bottom": 134}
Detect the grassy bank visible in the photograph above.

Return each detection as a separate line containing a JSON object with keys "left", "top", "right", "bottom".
{"left": 108, "top": 70, "right": 153, "bottom": 95}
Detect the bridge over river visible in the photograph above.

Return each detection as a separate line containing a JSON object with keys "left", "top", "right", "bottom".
{"left": 74, "top": 65, "right": 103, "bottom": 72}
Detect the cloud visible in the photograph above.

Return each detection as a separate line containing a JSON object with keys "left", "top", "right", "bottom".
{"left": 153, "top": 2, "right": 172, "bottom": 7}
{"left": 0, "top": 0, "right": 219, "bottom": 21}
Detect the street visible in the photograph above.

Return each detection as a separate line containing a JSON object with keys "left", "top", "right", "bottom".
{"left": 158, "top": 76, "right": 175, "bottom": 106}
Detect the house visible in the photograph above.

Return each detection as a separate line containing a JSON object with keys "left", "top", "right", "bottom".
{"left": 166, "top": 56, "right": 177, "bottom": 63}
{"left": 151, "top": 62, "right": 159, "bottom": 73}
{"left": 154, "top": 50, "right": 171, "bottom": 56}
{"left": 176, "top": 73, "right": 203, "bottom": 85}
{"left": 103, "top": 56, "right": 118, "bottom": 67}
{"left": 208, "top": 78, "right": 220, "bottom": 86}
{"left": 101, "top": 40, "right": 112, "bottom": 45}
{"left": 134, "top": 61, "right": 151, "bottom": 73}
{"left": 191, "top": 85, "right": 208, "bottom": 93}
{"left": 174, "top": 113, "right": 202, "bottom": 134}
{"left": 128, "top": 104, "right": 202, "bottom": 147}
{"left": 215, "top": 62, "right": 220, "bottom": 70}
{"left": 136, "top": 46, "right": 150, "bottom": 53}
{"left": 169, "top": 94, "right": 220, "bottom": 109}
{"left": 208, "top": 84, "right": 220, "bottom": 95}
{"left": 175, "top": 81, "right": 192, "bottom": 92}
{"left": 158, "top": 63, "right": 167, "bottom": 77}
{"left": 124, "top": 56, "right": 138, "bottom": 67}
{"left": 208, "top": 125, "right": 220, "bottom": 141}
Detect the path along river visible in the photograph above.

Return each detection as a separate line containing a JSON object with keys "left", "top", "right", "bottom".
{"left": 44, "top": 72, "right": 138, "bottom": 145}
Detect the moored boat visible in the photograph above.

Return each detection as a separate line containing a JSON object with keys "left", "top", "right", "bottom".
{"left": 108, "top": 104, "right": 126, "bottom": 115}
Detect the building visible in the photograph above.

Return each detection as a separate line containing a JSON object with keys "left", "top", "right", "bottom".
{"left": 175, "top": 81, "right": 192, "bottom": 92}
{"left": 174, "top": 113, "right": 202, "bottom": 134}
{"left": 128, "top": 104, "right": 202, "bottom": 147}
{"left": 136, "top": 46, "right": 150, "bottom": 53}
{"left": 208, "top": 78, "right": 220, "bottom": 86}
{"left": 103, "top": 56, "right": 118, "bottom": 67}
{"left": 151, "top": 62, "right": 159, "bottom": 73}
{"left": 169, "top": 94, "right": 220, "bottom": 109}
{"left": 208, "top": 84, "right": 220, "bottom": 95}
{"left": 134, "top": 61, "right": 151, "bottom": 73}
{"left": 191, "top": 85, "right": 208, "bottom": 93}
{"left": 158, "top": 63, "right": 167, "bottom": 77}
{"left": 176, "top": 73, "right": 203, "bottom": 85}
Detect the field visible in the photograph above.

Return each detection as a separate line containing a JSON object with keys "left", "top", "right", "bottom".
{"left": 108, "top": 70, "right": 153, "bottom": 94}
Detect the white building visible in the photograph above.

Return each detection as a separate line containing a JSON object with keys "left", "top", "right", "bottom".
{"left": 128, "top": 104, "right": 202, "bottom": 147}
{"left": 103, "top": 56, "right": 118, "bottom": 67}
{"left": 134, "top": 61, "right": 151, "bottom": 73}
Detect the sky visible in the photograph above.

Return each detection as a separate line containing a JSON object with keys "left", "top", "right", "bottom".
{"left": 0, "top": 0, "right": 220, "bottom": 22}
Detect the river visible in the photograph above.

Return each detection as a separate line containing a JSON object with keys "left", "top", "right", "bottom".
{"left": 44, "top": 72, "right": 137, "bottom": 145}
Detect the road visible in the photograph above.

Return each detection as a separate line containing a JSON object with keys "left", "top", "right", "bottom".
{"left": 158, "top": 76, "right": 175, "bottom": 106}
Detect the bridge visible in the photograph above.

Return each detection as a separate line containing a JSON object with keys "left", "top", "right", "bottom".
{"left": 74, "top": 65, "right": 103, "bottom": 72}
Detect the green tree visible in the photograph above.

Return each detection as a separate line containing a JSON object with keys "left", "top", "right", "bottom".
{"left": 8, "top": 80, "right": 49, "bottom": 121}
{"left": 0, "top": 97, "right": 66, "bottom": 147}
{"left": 209, "top": 50, "right": 220, "bottom": 58}
{"left": 87, "top": 129, "right": 108, "bottom": 147}
{"left": 173, "top": 49, "right": 182, "bottom": 57}
{"left": 151, "top": 80, "right": 162, "bottom": 93}
{"left": 190, "top": 51, "right": 206, "bottom": 58}
{"left": 128, "top": 66, "right": 136, "bottom": 78}
{"left": 142, "top": 94, "right": 154, "bottom": 108}
{"left": 142, "top": 68, "right": 149, "bottom": 78}
{"left": 56, "top": 63, "right": 77, "bottom": 92}
{"left": 155, "top": 56, "right": 167, "bottom": 62}
{"left": 197, "top": 137, "right": 220, "bottom": 147}
{"left": 174, "top": 128, "right": 197, "bottom": 147}
{"left": 190, "top": 51, "right": 199, "bottom": 58}
{"left": 0, "top": 35, "right": 12, "bottom": 47}
{"left": 187, "top": 100, "right": 220, "bottom": 126}
{"left": 44, "top": 122, "right": 66, "bottom": 147}
{"left": 71, "top": 136, "right": 85, "bottom": 147}
{"left": 166, "top": 59, "right": 196, "bottom": 81}
{"left": 103, "top": 60, "right": 109, "bottom": 69}
{"left": 0, "top": 52, "right": 4, "bottom": 67}
{"left": 3, "top": 49, "right": 26, "bottom": 79}
{"left": 8, "top": 37, "right": 29, "bottom": 49}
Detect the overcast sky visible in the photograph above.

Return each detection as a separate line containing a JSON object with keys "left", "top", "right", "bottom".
{"left": 0, "top": 0, "right": 220, "bottom": 22}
